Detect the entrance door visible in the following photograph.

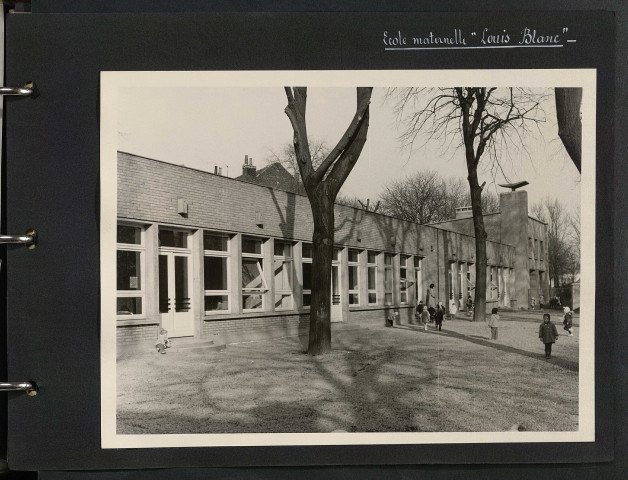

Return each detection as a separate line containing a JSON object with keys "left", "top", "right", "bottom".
{"left": 159, "top": 251, "right": 194, "bottom": 337}
{"left": 330, "top": 263, "right": 342, "bottom": 322}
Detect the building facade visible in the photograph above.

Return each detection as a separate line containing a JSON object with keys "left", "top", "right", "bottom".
{"left": 116, "top": 152, "right": 547, "bottom": 345}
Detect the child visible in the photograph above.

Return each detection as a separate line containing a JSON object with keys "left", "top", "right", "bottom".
{"left": 155, "top": 328, "right": 169, "bottom": 354}
{"left": 420, "top": 305, "right": 430, "bottom": 331}
{"left": 415, "top": 300, "right": 424, "bottom": 323}
{"left": 563, "top": 306, "right": 574, "bottom": 336}
{"left": 434, "top": 302, "right": 445, "bottom": 331}
{"left": 539, "top": 313, "right": 558, "bottom": 359}
{"left": 488, "top": 307, "right": 499, "bottom": 340}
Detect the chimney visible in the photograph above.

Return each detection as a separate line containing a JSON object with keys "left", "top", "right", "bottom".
{"left": 242, "top": 155, "right": 257, "bottom": 177}
{"left": 214, "top": 166, "right": 219, "bottom": 175}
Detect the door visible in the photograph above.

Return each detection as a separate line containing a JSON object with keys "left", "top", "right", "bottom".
{"left": 331, "top": 263, "right": 342, "bottom": 322}
{"left": 159, "top": 251, "right": 194, "bottom": 337}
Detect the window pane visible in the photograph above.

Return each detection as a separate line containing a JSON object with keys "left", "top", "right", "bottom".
{"left": 243, "top": 294, "right": 263, "bottom": 310}
{"left": 205, "top": 295, "right": 228, "bottom": 312}
{"left": 400, "top": 255, "right": 409, "bottom": 267}
{"left": 242, "top": 237, "right": 262, "bottom": 254}
{"left": 302, "top": 243, "right": 312, "bottom": 258}
{"left": 368, "top": 251, "right": 377, "bottom": 264}
{"left": 204, "top": 232, "right": 228, "bottom": 251}
{"left": 117, "top": 250, "right": 141, "bottom": 290}
{"left": 368, "top": 292, "right": 377, "bottom": 304}
{"left": 275, "top": 294, "right": 292, "bottom": 309}
{"left": 349, "top": 293, "right": 359, "bottom": 305}
{"left": 414, "top": 257, "right": 421, "bottom": 269}
{"left": 274, "top": 260, "right": 291, "bottom": 291}
{"left": 117, "top": 225, "right": 141, "bottom": 244}
{"left": 368, "top": 267, "right": 376, "bottom": 289}
{"left": 401, "top": 292, "right": 408, "bottom": 303}
{"left": 384, "top": 269, "right": 393, "bottom": 290}
{"left": 174, "top": 256, "right": 190, "bottom": 312}
{"left": 384, "top": 253, "right": 393, "bottom": 265}
{"left": 204, "top": 256, "right": 228, "bottom": 290}
{"left": 349, "top": 265, "right": 359, "bottom": 290}
{"left": 274, "top": 241, "right": 292, "bottom": 257}
{"left": 302, "top": 263, "right": 312, "bottom": 290}
{"left": 333, "top": 248, "right": 341, "bottom": 261}
{"left": 159, "top": 229, "right": 187, "bottom": 248}
{"left": 400, "top": 268, "right": 407, "bottom": 280}
{"left": 302, "top": 293, "right": 311, "bottom": 307}
{"left": 117, "top": 297, "right": 142, "bottom": 315}
{"left": 348, "top": 249, "right": 359, "bottom": 263}
{"left": 384, "top": 293, "right": 393, "bottom": 306}
{"left": 242, "top": 258, "right": 264, "bottom": 289}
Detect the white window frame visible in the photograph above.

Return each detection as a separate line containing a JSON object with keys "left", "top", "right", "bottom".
{"left": 348, "top": 248, "right": 360, "bottom": 306}
{"left": 399, "top": 254, "right": 410, "bottom": 305}
{"left": 301, "top": 242, "right": 312, "bottom": 310}
{"left": 384, "top": 253, "right": 394, "bottom": 306}
{"left": 116, "top": 223, "right": 146, "bottom": 320}
{"left": 241, "top": 236, "right": 268, "bottom": 311}
{"left": 367, "top": 250, "right": 378, "bottom": 305}
{"left": 273, "top": 240, "right": 294, "bottom": 310}
{"left": 203, "top": 231, "right": 231, "bottom": 315}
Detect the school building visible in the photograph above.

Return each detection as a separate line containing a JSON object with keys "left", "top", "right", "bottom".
{"left": 116, "top": 152, "right": 549, "bottom": 345}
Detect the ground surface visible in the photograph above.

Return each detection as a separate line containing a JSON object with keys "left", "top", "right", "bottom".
{"left": 117, "top": 313, "right": 579, "bottom": 434}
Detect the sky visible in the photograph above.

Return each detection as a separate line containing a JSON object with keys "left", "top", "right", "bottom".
{"left": 117, "top": 87, "right": 582, "bottom": 214}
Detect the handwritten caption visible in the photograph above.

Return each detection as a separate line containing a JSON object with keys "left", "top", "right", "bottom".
{"left": 383, "top": 27, "right": 574, "bottom": 49}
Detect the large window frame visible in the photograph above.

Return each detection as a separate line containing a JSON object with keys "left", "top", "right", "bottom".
{"left": 273, "top": 240, "right": 294, "bottom": 310}
{"left": 203, "top": 231, "right": 231, "bottom": 315}
{"left": 399, "top": 254, "right": 410, "bottom": 305}
{"left": 116, "top": 223, "right": 146, "bottom": 320}
{"left": 241, "top": 236, "right": 268, "bottom": 311}
{"left": 301, "top": 242, "right": 312, "bottom": 309}
{"left": 367, "top": 250, "right": 378, "bottom": 305}
{"left": 348, "top": 248, "right": 361, "bottom": 306}
{"left": 384, "top": 253, "right": 394, "bottom": 306}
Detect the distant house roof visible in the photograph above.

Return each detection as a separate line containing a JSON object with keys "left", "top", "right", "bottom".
{"left": 236, "top": 162, "right": 305, "bottom": 194}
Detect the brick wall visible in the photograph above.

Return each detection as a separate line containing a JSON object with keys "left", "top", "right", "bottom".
{"left": 117, "top": 323, "right": 158, "bottom": 344}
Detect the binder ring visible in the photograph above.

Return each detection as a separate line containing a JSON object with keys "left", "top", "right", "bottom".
{"left": 0, "top": 229, "right": 37, "bottom": 249}
{"left": 0, "top": 381, "right": 38, "bottom": 396}
{"left": 0, "top": 82, "right": 39, "bottom": 98}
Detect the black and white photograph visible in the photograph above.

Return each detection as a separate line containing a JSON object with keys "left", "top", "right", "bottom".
{"left": 100, "top": 70, "right": 595, "bottom": 448}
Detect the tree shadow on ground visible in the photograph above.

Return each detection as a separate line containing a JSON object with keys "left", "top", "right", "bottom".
{"left": 425, "top": 328, "right": 578, "bottom": 372}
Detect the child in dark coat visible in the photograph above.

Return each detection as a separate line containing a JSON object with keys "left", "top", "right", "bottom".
{"left": 434, "top": 302, "right": 445, "bottom": 331}
{"left": 539, "top": 313, "right": 559, "bottom": 359}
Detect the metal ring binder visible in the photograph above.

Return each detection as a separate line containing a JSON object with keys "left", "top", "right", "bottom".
{"left": 0, "top": 382, "right": 38, "bottom": 396}
{"left": 0, "top": 81, "right": 39, "bottom": 97}
{"left": 0, "top": 229, "right": 37, "bottom": 249}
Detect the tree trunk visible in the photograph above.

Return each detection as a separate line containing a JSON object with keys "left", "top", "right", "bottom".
{"left": 308, "top": 192, "right": 334, "bottom": 355}
{"left": 468, "top": 168, "right": 488, "bottom": 322}
{"left": 555, "top": 88, "right": 582, "bottom": 172}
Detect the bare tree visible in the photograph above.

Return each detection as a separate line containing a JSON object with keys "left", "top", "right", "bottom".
{"left": 284, "top": 87, "right": 372, "bottom": 355}
{"left": 388, "top": 87, "right": 549, "bottom": 321}
{"left": 265, "top": 138, "right": 330, "bottom": 186}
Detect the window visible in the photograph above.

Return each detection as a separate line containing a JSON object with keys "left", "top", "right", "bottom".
{"left": 203, "top": 231, "right": 230, "bottom": 314}
{"left": 528, "top": 236, "right": 533, "bottom": 258}
{"left": 302, "top": 243, "right": 312, "bottom": 308}
{"left": 458, "top": 263, "right": 464, "bottom": 299}
{"left": 384, "top": 253, "right": 394, "bottom": 306}
{"left": 274, "top": 240, "right": 293, "bottom": 310}
{"left": 242, "top": 237, "right": 267, "bottom": 310}
{"left": 540, "top": 240, "right": 544, "bottom": 261}
{"left": 159, "top": 229, "right": 188, "bottom": 248}
{"left": 367, "top": 251, "right": 378, "bottom": 305}
{"left": 348, "top": 249, "right": 360, "bottom": 306}
{"left": 400, "top": 255, "right": 410, "bottom": 304}
{"left": 116, "top": 224, "right": 145, "bottom": 317}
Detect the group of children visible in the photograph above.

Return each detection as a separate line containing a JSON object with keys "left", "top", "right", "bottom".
{"left": 488, "top": 305, "right": 575, "bottom": 359}
{"left": 415, "top": 300, "right": 445, "bottom": 331}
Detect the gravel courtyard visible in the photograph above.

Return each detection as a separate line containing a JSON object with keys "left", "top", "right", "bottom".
{"left": 117, "top": 313, "right": 579, "bottom": 434}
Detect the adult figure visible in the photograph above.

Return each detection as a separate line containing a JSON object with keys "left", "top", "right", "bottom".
{"left": 426, "top": 283, "right": 436, "bottom": 308}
